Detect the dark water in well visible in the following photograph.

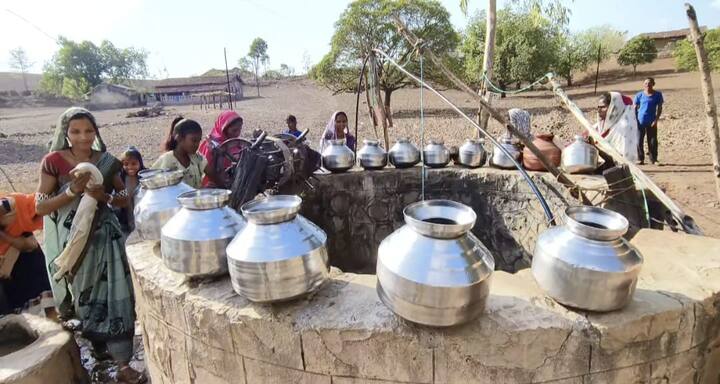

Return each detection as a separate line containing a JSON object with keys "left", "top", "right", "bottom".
{"left": 579, "top": 221, "right": 607, "bottom": 229}
{"left": 0, "top": 323, "right": 36, "bottom": 357}
{"left": 423, "top": 217, "right": 458, "bottom": 225}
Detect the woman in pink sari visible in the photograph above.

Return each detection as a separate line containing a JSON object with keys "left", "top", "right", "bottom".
{"left": 198, "top": 110, "right": 244, "bottom": 187}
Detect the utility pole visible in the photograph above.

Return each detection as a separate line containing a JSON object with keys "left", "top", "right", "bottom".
{"left": 593, "top": 43, "right": 602, "bottom": 95}
{"left": 224, "top": 47, "right": 233, "bottom": 109}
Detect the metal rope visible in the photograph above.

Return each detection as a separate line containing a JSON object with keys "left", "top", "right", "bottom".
{"left": 481, "top": 72, "right": 550, "bottom": 95}
{"left": 372, "top": 48, "right": 555, "bottom": 224}
{"left": 419, "top": 53, "right": 426, "bottom": 201}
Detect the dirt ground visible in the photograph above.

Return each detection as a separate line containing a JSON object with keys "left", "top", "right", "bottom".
{"left": 1, "top": 57, "right": 719, "bottom": 237}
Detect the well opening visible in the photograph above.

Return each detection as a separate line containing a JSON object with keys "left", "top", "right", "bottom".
{"left": 301, "top": 167, "right": 574, "bottom": 274}
{"left": 0, "top": 318, "right": 37, "bottom": 357}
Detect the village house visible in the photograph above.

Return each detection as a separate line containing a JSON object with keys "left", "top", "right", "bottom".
{"left": 638, "top": 26, "right": 707, "bottom": 57}
{"left": 88, "top": 83, "right": 147, "bottom": 109}
{"left": 150, "top": 74, "right": 244, "bottom": 105}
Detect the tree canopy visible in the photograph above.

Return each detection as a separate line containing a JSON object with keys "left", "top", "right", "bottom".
{"left": 39, "top": 37, "right": 147, "bottom": 99}
{"left": 617, "top": 36, "right": 657, "bottom": 76}
{"left": 310, "top": 0, "right": 458, "bottom": 108}
{"left": 673, "top": 27, "right": 720, "bottom": 72}
{"left": 245, "top": 37, "right": 269, "bottom": 96}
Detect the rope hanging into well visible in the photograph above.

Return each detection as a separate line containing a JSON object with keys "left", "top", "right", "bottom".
{"left": 419, "top": 53, "right": 426, "bottom": 201}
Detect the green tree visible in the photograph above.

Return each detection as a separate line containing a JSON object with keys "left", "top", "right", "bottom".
{"left": 247, "top": 37, "right": 269, "bottom": 96}
{"left": 673, "top": 27, "right": 720, "bottom": 72}
{"left": 8, "top": 47, "right": 34, "bottom": 93}
{"left": 553, "top": 33, "right": 593, "bottom": 86}
{"left": 279, "top": 63, "right": 294, "bottom": 77}
{"left": 461, "top": 8, "right": 559, "bottom": 93}
{"left": 39, "top": 37, "right": 147, "bottom": 99}
{"left": 617, "top": 36, "right": 657, "bottom": 77}
{"left": 311, "top": 0, "right": 458, "bottom": 112}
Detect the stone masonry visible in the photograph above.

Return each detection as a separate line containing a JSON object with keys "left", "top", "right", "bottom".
{"left": 128, "top": 229, "right": 720, "bottom": 384}
{"left": 301, "top": 167, "right": 575, "bottom": 273}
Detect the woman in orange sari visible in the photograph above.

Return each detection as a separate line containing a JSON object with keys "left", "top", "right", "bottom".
{"left": 0, "top": 192, "right": 52, "bottom": 314}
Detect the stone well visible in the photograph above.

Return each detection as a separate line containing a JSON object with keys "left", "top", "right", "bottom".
{"left": 0, "top": 314, "right": 87, "bottom": 384}
{"left": 128, "top": 167, "right": 720, "bottom": 384}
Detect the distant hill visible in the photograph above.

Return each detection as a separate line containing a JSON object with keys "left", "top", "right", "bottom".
{"left": 0, "top": 72, "right": 42, "bottom": 92}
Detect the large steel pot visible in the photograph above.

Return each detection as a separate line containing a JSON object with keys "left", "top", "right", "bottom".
{"left": 458, "top": 138, "right": 487, "bottom": 168}
{"left": 357, "top": 139, "right": 388, "bottom": 170}
{"left": 532, "top": 206, "right": 643, "bottom": 311}
{"left": 376, "top": 200, "right": 495, "bottom": 326}
{"left": 227, "top": 195, "right": 329, "bottom": 302}
{"left": 561, "top": 135, "right": 599, "bottom": 174}
{"left": 161, "top": 189, "right": 244, "bottom": 277}
{"left": 134, "top": 169, "right": 194, "bottom": 241}
{"left": 491, "top": 137, "right": 521, "bottom": 169}
{"left": 388, "top": 138, "right": 420, "bottom": 168}
{"left": 321, "top": 139, "right": 354, "bottom": 173}
{"left": 423, "top": 140, "right": 450, "bottom": 168}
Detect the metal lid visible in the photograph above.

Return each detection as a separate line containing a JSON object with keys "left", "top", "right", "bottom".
{"left": 241, "top": 195, "right": 302, "bottom": 225}
{"left": 403, "top": 200, "right": 476, "bottom": 239}
{"left": 177, "top": 189, "right": 231, "bottom": 210}
{"left": 564, "top": 206, "right": 628, "bottom": 241}
{"left": 139, "top": 169, "right": 185, "bottom": 189}
{"left": 363, "top": 139, "right": 380, "bottom": 146}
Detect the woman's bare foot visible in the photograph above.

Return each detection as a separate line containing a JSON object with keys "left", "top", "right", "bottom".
{"left": 116, "top": 364, "right": 147, "bottom": 384}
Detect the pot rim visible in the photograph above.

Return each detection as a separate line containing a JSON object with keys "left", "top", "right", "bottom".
{"left": 177, "top": 189, "right": 231, "bottom": 210}
{"left": 363, "top": 139, "right": 380, "bottom": 146}
{"left": 403, "top": 200, "right": 476, "bottom": 239}
{"left": 564, "top": 206, "right": 628, "bottom": 241}
{"left": 241, "top": 195, "right": 302, "bottom": 224}
{"left": 139, "top": 169, "right": 185, "bottom": 189}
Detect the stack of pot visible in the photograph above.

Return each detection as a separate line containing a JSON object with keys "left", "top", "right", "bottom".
{"left": 376, "top": 200, "right": 495, "bottom": 326}
{"left": 457, "top": 139, "right": 487, "bottom": 168}
{"left": 161, "top": 189, "right": 244, "bottom": 277}
{"left": 491, "top": 137, "right": 522, "bottom": 169}
{"left": 561, "top": 135, "right": 599, "bottom": 174}
{"left": 523, "top": 133, "right": 561, "bottom": 171}
{"left": 134, "top": 169, "right": 194, "bottom": 241}
{"left": 423, "top": 140, "right": 450, "bottom": 168}
{"left": 227, "top": 195, "right": 329, "bottom": 302}
{"left": 357, "top": 139, "right": 388, "bottom": 170}
{"left": 321, "top": 139, "right": 355, "bottom": 173}
{"left": 388, "top": 138, "right": 420, "bottom": 168}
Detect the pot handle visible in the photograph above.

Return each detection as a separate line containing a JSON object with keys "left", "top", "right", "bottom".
{"left": 251, "top": 131, "right": 267, "bottom": 150}
{"left": 296, "top": 129, "right": 310, "bottom": 143}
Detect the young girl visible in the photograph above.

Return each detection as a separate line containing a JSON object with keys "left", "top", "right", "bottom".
{"left": 116, "top": 146, "right": 145, "bottom": 235}
{"left": 152, "top": 117, "right": 214, "bottom": 188}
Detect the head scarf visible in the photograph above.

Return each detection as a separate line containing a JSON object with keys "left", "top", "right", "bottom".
{"left": 198, "top": 110, "right": 243, "bottom": 158}
{"left": 318, "top": 111, "right": 350, "bottom": 152}
{"left": 594, "top": 92, "right": 639, "bottom": 162}
{"left": 48, "top": 107, "right": 106, "bottom": 152}
{"left": 507, "top": 108, "right": 532, "bottom": 140}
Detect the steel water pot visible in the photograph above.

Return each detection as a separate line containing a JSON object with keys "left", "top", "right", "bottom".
{"left": 458, "top": 138, "right": 487, "bottom": 168}
{"left": 376, "top": 200, "right": 495, "bottom": 327}
{"left": 357, "top": 139, "right": 388, "bottom": 170}
{"left": 532, "top": 206, "right": 643, "bottom": 312}
{"left": 388, "top": 138, "right": 420, "bottom": 168}
{"left": 161, "top": 189, "right": 244, "bottom": 277}
{"left": 423, "top": 140, "right": 450, "bottom": 168}
{"left": 134, "top": 169, "right": 194, "bottom": 241}
{"left": 562, "top": 135, "right": 599, "bottom": 174}
{"left": 321, "top": 139, "right": 355, "bottom": 173}
{"left": 227, "top": 195, "right": 329, "bottom": 302}
{"left": 491, "top": 137, "right": 521, "bottom": 169}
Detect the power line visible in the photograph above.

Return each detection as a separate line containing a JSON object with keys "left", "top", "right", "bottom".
{"left": 5, "top": 8, "right": 59, "bottom": 44}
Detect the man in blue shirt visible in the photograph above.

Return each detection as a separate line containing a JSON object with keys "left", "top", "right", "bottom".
{"left": 634, "top": 77, "right": 664, "bottom": 165}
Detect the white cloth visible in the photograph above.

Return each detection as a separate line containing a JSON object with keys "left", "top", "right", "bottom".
{"left": 52, "top": 162, "right": 104, "bottom": 280}
{"left": 593, "top": 92, "right": 639, "bottom": 162}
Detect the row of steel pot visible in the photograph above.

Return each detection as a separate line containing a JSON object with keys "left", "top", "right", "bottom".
{"left": 321, "top": 135, "right": 600, "bottom": 175}
{"left": 134, "top": 169, "right": 643, "bottom": 326}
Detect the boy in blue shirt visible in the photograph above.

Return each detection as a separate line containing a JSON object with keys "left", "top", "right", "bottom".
{"left": 634, "top": 77, "right": 664, "bottom": 165}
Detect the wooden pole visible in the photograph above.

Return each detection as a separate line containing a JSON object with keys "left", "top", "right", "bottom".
{"left": 477, "top": 0, "right": 496, "bottom": 134}
{"left": 593, "top": 43, "right": 602, "bottom": 95}
{"left": 369, "top": 53, "right": 390, "bottom": 149}
{"left": 392, "top": 17, "right": 585, "bottom": 199}
{"left": 685, "top": 3, "right": 720, "bottom": 202}
{"left": 548, "top": 73, "right": 703, "bottom": 235}
{"left": 224, "top": 47, "right": 233, "bottom": 109}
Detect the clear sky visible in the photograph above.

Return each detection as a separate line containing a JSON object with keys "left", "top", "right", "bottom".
{"left": 1, "top": 0, "right": 719, "bottom": 78}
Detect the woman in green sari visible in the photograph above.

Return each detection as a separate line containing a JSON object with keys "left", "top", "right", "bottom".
{"left": 36, "top": 107, "right": 145, "bottom": 383}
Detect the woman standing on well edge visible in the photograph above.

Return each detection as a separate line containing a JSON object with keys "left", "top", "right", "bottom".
{"left": 36, "top": 107, "right": 145, "bottom": 383}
